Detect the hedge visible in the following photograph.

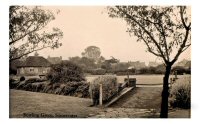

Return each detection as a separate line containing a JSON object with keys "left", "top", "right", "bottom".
{"left": 89, "top": 76, "right": 118, "bottom": 103}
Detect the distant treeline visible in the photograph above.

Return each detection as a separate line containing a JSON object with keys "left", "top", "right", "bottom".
{"left": 83, "top": 65, "right": 191, "bottom": 75}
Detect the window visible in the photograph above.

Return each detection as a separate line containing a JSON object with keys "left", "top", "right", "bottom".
{"left": 30, "top": 68, "right": 34, "bottom": 72}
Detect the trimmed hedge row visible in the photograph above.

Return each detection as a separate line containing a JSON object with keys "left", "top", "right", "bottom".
{"left": 10, "top": 79, "right": 90, "bottom": 98}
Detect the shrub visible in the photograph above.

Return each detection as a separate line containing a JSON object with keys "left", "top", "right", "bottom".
{"left": 89, "top": 76, "right": 118, "bottom": 102}
{"left": 170, "top": 81, "right": 191, "bottom": 109}
{"left": 9, "top": 78, "right": 20, "bottom": 89}
{"left": 93, "top": 68, "right": 106, "bottom": 75}
{"left": 11, "top": 77, "right": 90, "bottom": 98}
{"left": 15, "top": 80, "right": 26, "bottom": 89}
{"left": 25, "top": 78, "right": 46, "bottom": 84}
{"left": 47, "top": 61, "right": 85, "bottom": 83}
{"left": 74, "top": 83, "right": 90, "bottom": 98}
{"left": 20, "top": 76, "right": 25, "bottom": 81}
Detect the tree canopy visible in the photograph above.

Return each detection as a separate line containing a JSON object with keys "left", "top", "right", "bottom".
{"left": 47, "top": 61, "right": 85, "bottom": 83}
{"left": 81, "top": 46, "right": 101, "bottom": 61}
{"left": 9, "top": 6, "right": 63, "bottom": 62}
{"left": 108, "top": 6, "right": 191, "bottom": 65}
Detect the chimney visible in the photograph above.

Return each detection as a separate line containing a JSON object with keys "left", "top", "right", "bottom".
{"left": 34, "top": 52, "right": 39, "bottom": 56}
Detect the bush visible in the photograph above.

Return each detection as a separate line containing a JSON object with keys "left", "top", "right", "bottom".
{"left": 89, "top": 68, "right": 106, "bottom": 75}
{"left": 12, "top": 77, "right": 90, "bottom": 98}
{"left": 172, "top": 66, "right": 191, "bottom": 75}
{"left": 170, "top": 81, "right": 191, "bottom": 109}
{"left": 25, "top": 78, "right": 46, "bottom": 84}
{"left": 20, "top": 76, "right": 25, "bottom": 81}
{"left": 9, "top": 78, "right": 20, "bottom": 89}
{"left": 47, "top": 61, "right": 85, "bottom": 83}
{"left": 89, "top": 76, "right": 118, "bottom": 102}
{"left": 74, "top": 83, "right": 90, "bottom": 98}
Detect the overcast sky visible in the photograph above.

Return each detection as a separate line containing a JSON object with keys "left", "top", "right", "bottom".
{"left": 34, "top": 6, "right": 191, "bottom": 64}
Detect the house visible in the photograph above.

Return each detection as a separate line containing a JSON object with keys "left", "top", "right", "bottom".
{"left": 148, "top": 61, "right": 160, "bottom": 67}
{"left": 17, "top": 56, "right": 51, "bottom": 76}
{"left": 47, "top": 55, "right": 62, "bottom": 64}
{"left": 128, "top": 61, "right": 146, "bottom": 70}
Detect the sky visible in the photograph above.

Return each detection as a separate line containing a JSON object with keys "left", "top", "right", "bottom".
{"left": 34, "top": 6, "right": 191, "bottom": 64}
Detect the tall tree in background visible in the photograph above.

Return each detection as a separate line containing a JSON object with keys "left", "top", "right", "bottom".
{"left": 81, "top": 46, "right": 101, "bottom": 61}
{"left": 108, "top": 6, "right": 191, "bottom": 118}
{"left": 9, "top": 6, "right": 63, "bottom": 62}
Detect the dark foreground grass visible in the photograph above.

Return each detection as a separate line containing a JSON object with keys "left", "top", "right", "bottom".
{"left": 10, "top": 89, "right": 99, "bottom": 118}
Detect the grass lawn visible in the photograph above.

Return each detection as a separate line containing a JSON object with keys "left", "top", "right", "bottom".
{"left": 10, "top": 89, "right": 100, "bottom": 118}
{"left": 110, "top": 87, "right": 162, "bottom": 109}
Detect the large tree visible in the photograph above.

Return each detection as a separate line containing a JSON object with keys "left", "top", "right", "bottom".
{"left": 81, "top": 46, "right": 101, "bottom": 61}
{"left": 107, "top": 6, "right": 191, "bottom": 118}
{"left": 9, "top": 6, "right": 63, "bottom": 62}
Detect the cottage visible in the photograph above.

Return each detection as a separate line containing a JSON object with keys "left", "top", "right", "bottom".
{"left": 17, "top": 56, "right": 51, "bottom": 76}
{"left": 47, "top": 55, "right": 62, "bottom": 64}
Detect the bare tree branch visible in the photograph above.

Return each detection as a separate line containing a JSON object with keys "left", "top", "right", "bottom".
{"left": 154, "top": 22, "right": 170, "bottom": 61}
{"left": 116, "top": 6, "right": 167, "bottom": 63}
{"left": 10, "top": 45, "right": 51, "bottom": 62}
{"left": 140, "top": 34, "right": 163, "bottom": 57}
{"left": 180, "top": 6, "right": 191, "bottom": 30}
{"left": 171, "top": 28, "right": 190, "bottom": 64}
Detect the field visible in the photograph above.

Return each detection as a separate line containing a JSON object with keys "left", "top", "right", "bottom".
{"left": 86, "top": 74, "right": 191, "bottom": 85}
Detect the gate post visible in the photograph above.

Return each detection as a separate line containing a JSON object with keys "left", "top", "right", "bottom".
{"left": 99, "top": 83, "right": 103, "bottom": 106}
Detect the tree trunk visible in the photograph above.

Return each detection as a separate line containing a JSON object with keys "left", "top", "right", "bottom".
{"left": 160, "top": 63, "right": 172, "bottom": 118}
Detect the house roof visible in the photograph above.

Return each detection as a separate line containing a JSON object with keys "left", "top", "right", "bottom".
{"left": 47, "top": 56, "right": 62, "bottom": 64}
{"left": 18, "top": 56, "right": 51, "bottom": 67}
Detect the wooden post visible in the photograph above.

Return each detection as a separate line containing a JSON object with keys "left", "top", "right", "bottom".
{"left": 99, "top": 83, "right": 103, "bottom": 106}
{"left": 127, "top": 70, "right": 129, "bottom": 86}
{"left": 175, "top": 70, "right": 178, "bottom": 79}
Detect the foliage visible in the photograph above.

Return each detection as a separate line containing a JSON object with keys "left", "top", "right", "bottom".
{"left": 69, "top": 56, "right": 97, "bottom": 70}
{"left": 81, "top": 46, "right": 101, "bottom": 60}
{"left": 106, "top": 56, "right": 120, "bottom": 63}
{"left": 86, "top": 68, "right": 106, "bottom": 75}
{"left": 107, "top": 6, "right": 191, "bottom": 64}
{"left": 11, "top": 80, "right": 90, "bottom": 98}
{"left": 10, "top": 78, "right": 20, "bottom": 89}
{"left": 170, "top": 81, "right": 191, "bottom": 109}
{"left": 112, "top": 63, "right": 129, "bottom": 71}
{"left": 74, "top": 83, "right": 90, "bottom": 98}
{"left": 101, "top": 61, "right": 112, "bottom": 70}
{"left": 20, "top": 76, "right": 25, "bottom": 81}
{"left": 25, "top": 78, "right": 47, "bottom": 84}
{"left": 47, "top": 61, "right": 85, "bottom": 83}
{"left": 81, "top": 46, "right": 101, "bottom": 61}
{"left": 172, "top": 66, "right": 191, "bottom": 74}
{"left": 89, "top": 76, "right": 118, "bottom": 102}
{"left": 9, "top": 6, "right": 63, "bottom": 62}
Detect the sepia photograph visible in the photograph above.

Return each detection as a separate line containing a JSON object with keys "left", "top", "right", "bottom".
{"left": 9, "top": 5, "right": 191, "bottom": 118}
